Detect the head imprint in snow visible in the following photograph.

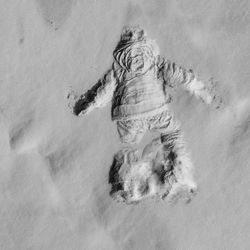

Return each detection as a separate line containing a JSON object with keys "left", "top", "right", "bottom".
{"left": 113, "top": 26, "right": 159, "bottom": 73}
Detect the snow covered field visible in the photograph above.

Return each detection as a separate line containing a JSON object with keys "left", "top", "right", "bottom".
{"left": 0, "top": 0, "right": 250, "bottom": 249}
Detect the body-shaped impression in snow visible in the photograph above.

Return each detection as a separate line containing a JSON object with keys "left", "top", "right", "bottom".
{"left": 68, "top": 26, "right": 221, "bottom": 203}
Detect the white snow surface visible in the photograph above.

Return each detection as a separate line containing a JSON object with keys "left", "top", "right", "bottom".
{"left": 0, "top": 0, "right": 250, "bottom": 249}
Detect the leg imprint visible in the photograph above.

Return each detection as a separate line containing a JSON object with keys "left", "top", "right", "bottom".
{"left": 142, "top": 111, "right": 197, "bottom": 201}
{"left": 148, "top": 110, "right": 173, "bottom": 132}
{"left": 116, "top": 119, "right": 146, "bottom": 144}
{"left": 161, "top": 130, "right": 197, "bottom": 201}
{"left": 150, "top": 112, "right": 196, "bottom": 190}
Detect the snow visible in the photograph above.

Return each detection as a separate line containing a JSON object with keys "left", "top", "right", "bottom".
{"left": 0, "top": 0, "right": 250, "bottom": 249}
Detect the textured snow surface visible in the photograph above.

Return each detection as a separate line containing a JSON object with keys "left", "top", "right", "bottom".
{"left": 0, "top": 0, "right": 250, "bottom": 249}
